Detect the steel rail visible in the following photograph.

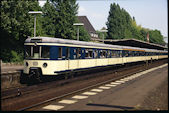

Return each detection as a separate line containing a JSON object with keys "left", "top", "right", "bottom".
{"left": 17, "top": 64, "right": 149, "bottom": 111}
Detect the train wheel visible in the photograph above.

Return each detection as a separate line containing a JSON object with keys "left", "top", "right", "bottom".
{"left": 36, "top": 69, "right": 42, "bottom": 82}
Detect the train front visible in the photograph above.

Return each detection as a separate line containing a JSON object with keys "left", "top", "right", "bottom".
{"left": 23, "top": 37, "right": 51, "bottom": 82}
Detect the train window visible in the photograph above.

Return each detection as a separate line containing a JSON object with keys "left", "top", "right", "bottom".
{"left": 74, "top": 49, "right": 76, "bottom": 53}
{"left": 25, "top": 46, "right": 31, "bottom": 59}
{"left": 85, "top": 49, "right": 89, "bottom": 58}
{"left": 94, "top": 49, "right": 98, "bottom": 58}
{"left": 138, "top": 51, "right": 141, "bottom": 56}
{"left": 103, "top": 50, "right": 107, "bottom": 58}
{"left": 124, "top": 50, "right": 129, "bottom": 57}
{"left": 132, "top": 51, "right": 135, "bottom": 56}
{"left": 66, "top": 47, "right": 70, "bottom": 59}
{"left": 100, "top": 50, "right": 103, "bottom": 58}
{"left": 112, "top": 50, "right": 117, "bottom": 57}
{"left": 72, "top": 48, "right": 77, "bottom": 59}
{"left": 42, "top": 46, "right": 50, "bottom": 59}
{"left": 81, "top": 48, "right": 85, "bottom": 59}
{"left": 149, "top": 52, "right": 152, "bottom": 56}
{"left": 155, "top": 52, "right": 157, "bottom": 55}
{"left": 33, "top": 46, "right": 40, "bottom": 59}
{"left": 112, "top": 50, "right": 120, "bottom": 57}
{"left": 110, "top": 50, "right": 113, "bottom": 58}
{"left": 128, "top": 51, "right": 132, "bottom": 57}
{"left": 33, "top": 46, "right": 39, "bottom": 53}
{"left": 58, "top": 47, "right": 62, "bottom": 59}
{"left": 89, "top": 50, "right": 93, "bottom": 58}
{"left": 85, "top": 49, "right": 93, "bottom": 58}
{"left": 119, "top": 50, "right": 122, "bottom": 57}
{"left": 107, "top": 50, "right": 111, "bottom": 58}
{"left": 116, "top": 50, "right": 119, "bottom": 57}
{"left": 112, "top": 50, "right": 115, "bottom": 58}
{"left": 76, "top": 48, "right": 81, "bottom": 59}
{"left": 100, "top": 50, "right": 106, "bottom": 58}
{"left": 141, "top": 51, "right": 144, "bottom": 56}
{"left": 136, "top": 51, "right": 139, "bottom": 56}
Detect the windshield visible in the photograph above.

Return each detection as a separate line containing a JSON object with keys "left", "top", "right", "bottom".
{"left": 25, "top": 45, "right": 50, "bottom": 59}
{"left": 25, "top": 45, "right": 32, "bottom": 59}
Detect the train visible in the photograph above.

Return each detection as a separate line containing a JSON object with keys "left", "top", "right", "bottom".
{"left": 23, "top": 36, "right": 168, "bottom": 82}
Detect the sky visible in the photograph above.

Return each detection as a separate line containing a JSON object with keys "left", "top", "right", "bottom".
{"left": 39, "top": 0, "right": 168, "bottom": 42}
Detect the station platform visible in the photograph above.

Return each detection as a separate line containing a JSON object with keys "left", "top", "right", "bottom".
{"left": 39, "top": 63, "right": 168, "bottom": 111}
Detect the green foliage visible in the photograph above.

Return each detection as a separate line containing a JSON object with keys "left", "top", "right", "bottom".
{"left": 1, "top": 0, "right": 90, "bottom": 62}
{"left": 10, "top": 50, "right": 24, "bottom": 63}
{"left": 42, "top": 0, "right": 90, "bottom": 41}
{"left": 106, "top": 3, "right": 133, "bottom": 39}
{"left": 47, "top": 0, "right": 78, "bottom": 39}
{"left": 106, "top": 3, "right": 165, "bottom": 45}
{"left": 41, "top": 0, "right": 57, "bottom": 37}
{"left": 78, "top": 26, "right": 91, "bottom": 41}
{"left": 96, "top": 27, "right": 108, "bottom": 40}
{"left": 96, "top": 31, "right": 107, "bottom": 40}
{"left": 0, "top": 0, "right": 42, "bottom": 62}
{"left": 149, "top": 30, "right": 165, "bottom": 45}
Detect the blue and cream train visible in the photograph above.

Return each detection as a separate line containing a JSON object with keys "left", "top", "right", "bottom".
{"left": 23, "top": 37, "right": 168, "bottom": 80}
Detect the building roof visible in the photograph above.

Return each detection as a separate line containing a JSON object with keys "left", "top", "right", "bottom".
{"left": 77, "top": 16, "right": 96, "bottom": 33}
{"left": 104, "top": 38, "right": 168, "bottom": 50}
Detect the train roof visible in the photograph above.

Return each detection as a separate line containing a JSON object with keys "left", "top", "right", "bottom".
{"left": 25, "top": 37, "right": 167, "bottom": 53}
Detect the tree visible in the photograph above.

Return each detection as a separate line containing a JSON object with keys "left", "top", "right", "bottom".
{"left": 42, "top": 0, "right": 90, "bottom": 41}
{"left": 0, "top": 0, "right": 42, "bottom": 62}
{"left": 42, "top": 0, "right": 57, "bottom": 37}
{"left": 49, "top": 0, "right": 78, "bottom": 39}
{"left": 149, "top": 30, "right": 165, "bottom": 45}
{"left": 106, "top": 3, "right": 165, "bottom": 45}
{"left": 106, "top": 3, "right": 133, "bottom": 39}
{"left": 78, "top": 26, "right": 91, "bottom": 41}
{"left": 106, "top": 3, "right": 121, "bottom": 39}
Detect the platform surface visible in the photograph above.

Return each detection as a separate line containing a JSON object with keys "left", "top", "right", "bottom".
{"left": 39, "top": 63, "right": 168, "bottom": 111}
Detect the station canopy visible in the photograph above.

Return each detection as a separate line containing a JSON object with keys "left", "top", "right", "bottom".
{"left": 104, "top": 38, "right": 167, "bottom": 50}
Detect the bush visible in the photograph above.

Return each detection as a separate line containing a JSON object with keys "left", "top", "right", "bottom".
{"left": 10, "top": 50, "right": 24, "bottom": 63}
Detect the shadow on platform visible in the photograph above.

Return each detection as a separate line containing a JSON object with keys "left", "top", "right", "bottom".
{"left": 86, "top": 103, "right": 135, "bottom": 110}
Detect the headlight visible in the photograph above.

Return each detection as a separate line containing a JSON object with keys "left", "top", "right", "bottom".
{"left": 26, "top": 62, "right": 29, "bottom": 67}
{"left": 43, "top": 63, "right": 47, "bottom": 68}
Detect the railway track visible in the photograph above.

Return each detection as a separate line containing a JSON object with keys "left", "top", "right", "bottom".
{"left": 1, "top": 59, "right": 167, "bottom": 111}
